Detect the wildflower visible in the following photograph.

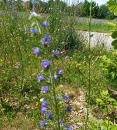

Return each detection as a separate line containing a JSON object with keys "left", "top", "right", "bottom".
{"left": 32, "top": 47, "right": 40, "bottom": 56}
{"left": 41, "top": 99, "right": 48, "bottom": 107}
{"left": 40, "top": 98, "right": 45, "bottom": 102}
{"left": 52, "top": 49, "right": 59, "bottom": 58}
{"left": 42, "top": 20, "right": 49, "bottom": 27}
{"left": 63, "top": 95, "right": 69, "bottom": 100}
{"left": 41, "top": 60, "right": 51, "bottom": 69}
{"left": 30, "top": 11, "right": 38, "bottom": 17}
{"left": 41, "top": 106, "right": 47, "bottom": 113}
{"left": 45, "top": 111, "right": 52, "bottom": 119}
{"left": 53, "top": 74, "right": 58, "bottom": 80}
{"left": 56, "top": 68, "right": 63, "bottom": 75}
{"left": 41, "top": 86, "right": 49, "bottom": 93}
{"left": 65, "top": 104, "right": 72, "bottom": 112}
{"left": 37, "top": 75, "right": 44, "bottom": 81}
{"left": 40, "top": 120, "right": 47, "bottom": 127}
{"left": 40, "top": 34, "right": 51, "bottom": 46}
{"left": 65, "top": 125, "right": 73, "bottom": 130}
{"left": 30, "top": 28, "right": 38, "bottom": 33}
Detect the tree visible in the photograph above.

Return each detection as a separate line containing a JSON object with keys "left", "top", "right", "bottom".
{"left": 91, "top": 2, "right": 99, "bottom": 18}
{"left": 97, "top": 4, "right": 114, "bottom": 19}
{"left": 81, "top": 0, "right": 90, "bottom": 16}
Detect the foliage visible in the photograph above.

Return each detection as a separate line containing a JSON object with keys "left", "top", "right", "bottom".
{"left": 100, "top": 53, "right": 117, "bottom": 88}
{"left": 97, "top": 5, "right": 114, "bottom": 19}
{"left": 107, "top": 0, "right": 117, "bottom": 49}
{"left": 96, "top": 90, "right": 117, "bottom": 129}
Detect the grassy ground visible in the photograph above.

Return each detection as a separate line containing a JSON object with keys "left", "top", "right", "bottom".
{"left": 74, "top": 17, "right": 113, "bottom": 33}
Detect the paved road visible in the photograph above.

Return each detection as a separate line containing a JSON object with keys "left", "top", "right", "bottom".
{"left": 78, "top": 31, "right": 113, "bottom": 49}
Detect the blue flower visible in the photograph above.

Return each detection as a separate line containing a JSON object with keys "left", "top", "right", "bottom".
{"left": 40, "top": 120, "right": 47, "bottom": 127}
{"left": 65, "top": 104, "right": 72, "bottom": 112}
{"left": 37, "top": 75, "right": 44, "bottom": 81}
{"left": 32, "top": 47, "right": 40, "bottom": 56}
{"left": 41, "top": 60, "right": 51, "bottom": 69}
{"left": 63, "top": 95, "right": 69, "bottom": 100}
{"left": 41, "top": 99, "right": 48, "bottom": 107}
{"left": 41, "top": 86, "right": 49, "bottom": 93}
{"left": 65, "top": 125, "right": 72, "bottom": 130}
{"left": 56, "top": 68, "right": 63, "bottom": 75}
{"left": 40, "top": 34, "right": 51, "bottom": 46}
{"left": 52, "top": 49, "right": 59, "bottom": 58}
{"left": 45, "top": 111, "right": 52, "bottom": 119}
{"left": 41, "top": 106, "right": 47, "bottom": 113}
{"left": 42, "top": 20, "right": 49, "bottom": 27}
{"left": 30, "top": 28, "right": 38, "bottom": 33}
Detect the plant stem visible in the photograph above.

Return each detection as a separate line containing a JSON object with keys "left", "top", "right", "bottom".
{"left": 49, "top": 69, "right": 60, "bottom": 130}
{"left": 85, "top": 0, "right": 92, "bottom": 129}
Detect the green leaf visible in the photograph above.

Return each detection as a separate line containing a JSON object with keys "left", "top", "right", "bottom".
{"left": 112, "top": 39, "right": 117, "bottom": 49}
{"left": 107, "top": 1, "right": 117, "bottom": 16}
{"left": 112, "top": 31, "right": 117, "bottom": 39}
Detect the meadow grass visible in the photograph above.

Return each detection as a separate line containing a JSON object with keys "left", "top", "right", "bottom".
{"left": 75, "top": 21, "right": 112, "bottom": 33}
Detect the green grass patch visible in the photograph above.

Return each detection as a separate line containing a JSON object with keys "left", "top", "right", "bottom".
{"left": 75, "top": 22, "right": 112, "bottom": 33}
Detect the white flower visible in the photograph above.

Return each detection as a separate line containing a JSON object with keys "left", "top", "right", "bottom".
{"left": 30, "top": 11, "right": 38, "bottom": 17}
{"left": 40, "top": 98, "right": 45, "bottom": 102}
{"left": 29, "top": 11, "right": 41, "bottom": 20}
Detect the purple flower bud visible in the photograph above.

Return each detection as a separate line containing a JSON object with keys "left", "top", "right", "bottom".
{"left": 37, "top": 75, "right": 44, "bottom": 81}
{"left": 63, "top": 95, "right": 69, "bottom": 100}
{"left": 65, "top": 104, "right": 72, "bottom": 112}
{"left": 40, "top": 120, "right": 47, "bottom": 127}
{"left": 52, "top": 49, "right": 59, "bottom": 58}
{"left": 45, "top": 111, "right": 52, "bottom": 119}
{"left": 32, "top": 47, "right": 40, "bottom": 56}
{"left": 41, "top": 106, "right": 47, "bottom": 113}
{"left": 40, "top": 34, "right": 51, "bottom": 46}
{"left": 65, "top": 125, "right": 73, "bottom": 130}
{"left": 41, "top": 86, "right": 49, "bottom": 93}
{"left": 56, "top": 68, "right": 63, "bottom": 75}
{"left": 41, "top": 60, "right": 51, "bottom": 69}
{"left": 42, "top": 20, "right": 49, "bottom": 27}
{"left": 30, "top": 28, "right": 38, "bottom": 33}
